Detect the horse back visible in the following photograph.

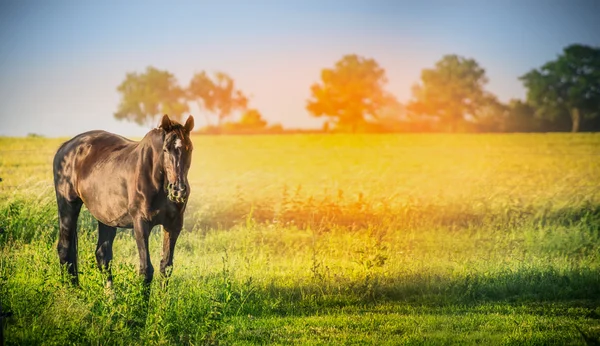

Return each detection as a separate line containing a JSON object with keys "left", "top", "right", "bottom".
{"left": 53, "top": 130, "right": 137, "bottom": 201}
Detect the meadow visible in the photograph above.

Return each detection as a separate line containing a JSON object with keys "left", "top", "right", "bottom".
{"left": 1, "top": 133, "right": 599, "bottom": 345}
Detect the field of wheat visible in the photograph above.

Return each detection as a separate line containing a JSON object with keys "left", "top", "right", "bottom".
{"left": 1, "top": 133, "right": 599, "bottom": 345}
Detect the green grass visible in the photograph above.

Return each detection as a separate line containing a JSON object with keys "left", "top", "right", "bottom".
{"left": 1, "top": 133, "right": 600, "bottom": 345}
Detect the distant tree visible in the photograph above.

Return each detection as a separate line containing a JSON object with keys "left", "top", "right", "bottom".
{"left": 520, "top": 44, "right": 600, "bottom": 132}
{"left": 222, "top": 109, "right": 268, "bottom": 132}
{"left": 474, "top": 97, "right": 508, "bottom": 132}
{"left": 375, "top": 101, "right": 406, "bottom": 132}
{"left": 503, "top": 99, "right": 540, "bottom": 132}
{"left": 306, "top": 54, "right": 397, "bottom": 132}
{"left": 27, "top": 133, "right": 44, "bottom": 138}
{"left": 238, "top": 109, "right": 267, "bottom": 129}
{"left": 186, "top": 71, "right": 215, "bottom": 127}
{"left": 188, "top": 71, "right": 248, "bottom": 128}
{"left": 407, "top": 55, "right": 496, "bottom": 132}
{"left": 269, "top": 123, "right": 284, "bottom": 133}
{"left": 114, "top": 66, "right": 188, "bottom": 127}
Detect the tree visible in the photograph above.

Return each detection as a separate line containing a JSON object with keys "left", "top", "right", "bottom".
{"left": 188, "top": 71, "right": 248, "bottom": 128}
{"left": 474, "top": 96, "right": 509, "bottom": 132}
{"left": 503, "top": 99, "right": 540, "bottom": 132}
{"left": 222, "top": 108, "right": 269, "bottom": 133}
{"left": 114, "top": 66, "right": 188, "bottom": 127}
{"left": 520, "top": 44, "right": 600, "bottom": 132}
{"left": 407, "top": 55, "right": 495, "bottom": 132}
{"left": 306, "top": 54, "right": 397, "bottom": 132}
{"left": 238, "top": 109, "right": 267, "bottom": 129}
{"left": 186, "top": 71, "right": 215, "bottom": 127}
{"left": 374, "top": 101, "right": 407, "bottom": 132}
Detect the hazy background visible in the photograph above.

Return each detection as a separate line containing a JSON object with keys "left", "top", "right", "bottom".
{"left": 1, "top": 0, "right": 599, "bottom": 137}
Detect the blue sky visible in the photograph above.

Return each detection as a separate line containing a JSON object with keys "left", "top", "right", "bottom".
{"left": 1, "top": 0, "right": 599, "bottom": 137}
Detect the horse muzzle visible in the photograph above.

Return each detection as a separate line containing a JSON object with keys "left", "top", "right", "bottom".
{"left": 167, "top": 183, "right": 188, "bottom": 203}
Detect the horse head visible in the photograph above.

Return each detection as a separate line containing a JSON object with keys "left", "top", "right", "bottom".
{"left": 158, "top": 114, "right": 194, "bottom": 203}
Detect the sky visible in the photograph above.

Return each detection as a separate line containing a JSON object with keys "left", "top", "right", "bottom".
{"left": 1, "top": 0, "right": 599, "bottom": 137}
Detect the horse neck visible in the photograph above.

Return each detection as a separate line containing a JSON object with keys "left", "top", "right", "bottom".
{"left": 138, "top": 129, "right": 166, "bottom": 190}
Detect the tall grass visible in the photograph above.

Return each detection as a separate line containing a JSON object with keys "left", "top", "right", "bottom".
{"left": 1, "top": 133, "right": 599, "bottom": 344}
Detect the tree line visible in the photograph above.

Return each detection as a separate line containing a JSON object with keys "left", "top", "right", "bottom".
{"left": 114, "top": 43, "right": 600, "bottom": 134}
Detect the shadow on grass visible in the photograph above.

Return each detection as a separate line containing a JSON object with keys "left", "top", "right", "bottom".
{"left": 3, "top": 260, "right": 600, "bottom": 345}
{"left": 219, "top": 266, "right": 600, "bottom": 318}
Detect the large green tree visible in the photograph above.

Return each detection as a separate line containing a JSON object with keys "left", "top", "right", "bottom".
{"left": 188, "top": 71, "right": 248, "bottom": 128}
{"left": 114, "top": 66, "right": 188, "bottom": 127}
{"left": 520, "top": 44, "right": 600, "bottom": 132}
{"left": 407, "top": 55, "right": 495, "bottom": 132}
{"left": 306, "top": 54, "right": 397, "bottom": 132}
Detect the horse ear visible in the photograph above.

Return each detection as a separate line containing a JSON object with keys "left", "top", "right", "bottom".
{"left": 159, "top": 114, "right": 171, "bottom": 131}
{"left": 184, "top": 115, "right": 195, "bottom": 133}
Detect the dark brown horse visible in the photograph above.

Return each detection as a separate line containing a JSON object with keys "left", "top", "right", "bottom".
{"left": 53, "top": 114, "right": 194, "bottom": 286}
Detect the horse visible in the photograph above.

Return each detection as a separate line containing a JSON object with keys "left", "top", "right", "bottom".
{"left": 52, "top": 114, "right": 194, "bottom": 286}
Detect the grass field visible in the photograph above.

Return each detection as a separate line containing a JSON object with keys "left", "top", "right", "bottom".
{"left": 1, "top": 133, "right": 600, "bottom": 345}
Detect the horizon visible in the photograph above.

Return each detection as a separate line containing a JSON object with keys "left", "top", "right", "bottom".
{"left": 1, "top": 0, "right": 599, "bottom": 137}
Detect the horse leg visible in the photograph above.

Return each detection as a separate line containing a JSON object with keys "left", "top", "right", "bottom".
{"left": 130, "top": 219, "right": 154, "bottom": 327}
{"left": 160, "top": 224, "right": 181, "bottom": 285}
{"left": 56, "top": 197, "right": 82, "bottom": 285}
{"left": 133, "top": 219, "right": 154, "bottom": 285}
{"left": 96, "top": 222, "right": 117, "bottom": 287}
